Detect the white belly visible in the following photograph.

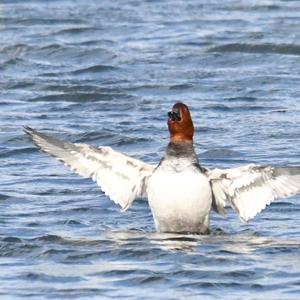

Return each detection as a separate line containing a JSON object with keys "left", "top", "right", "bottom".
{"left": 147, "top": 169, "right": 212, "bottom": 234}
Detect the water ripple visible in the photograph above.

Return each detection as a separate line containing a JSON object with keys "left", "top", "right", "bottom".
{"left": 208, "top": 43, "right": 300, "bottom": 56}
{"left": 1, "top": 0, "right": 300, "bottom": 299}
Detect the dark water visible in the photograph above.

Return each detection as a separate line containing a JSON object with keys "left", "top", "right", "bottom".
{"left": 1, "top": 0, "right": 300, "bottom": 299}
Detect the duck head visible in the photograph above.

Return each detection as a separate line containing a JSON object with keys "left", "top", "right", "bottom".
{"left": 167, "top": 102, "right": 194, "bottom": 143}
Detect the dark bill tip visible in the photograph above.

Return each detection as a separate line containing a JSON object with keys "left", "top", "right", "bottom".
{"left": 168, "top": 110, "right": 181, "bottom": 122}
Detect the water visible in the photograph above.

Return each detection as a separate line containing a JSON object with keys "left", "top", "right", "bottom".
{"left": 1, "top": 0, "right": 300, "bottom": 299}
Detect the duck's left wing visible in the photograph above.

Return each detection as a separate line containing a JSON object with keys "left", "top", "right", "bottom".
{"left": 208, "top": 164, "right": 300, "bottom": 222}
{"left": 24, "top": 127, "right": 155, "bottom": 210}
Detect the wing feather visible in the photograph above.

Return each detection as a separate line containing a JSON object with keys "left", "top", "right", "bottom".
{"left": 24, "top": 126, "right": 155, "bottom": 210}
{"left": 208, "top": 164, "right": 300, "bottom": 222}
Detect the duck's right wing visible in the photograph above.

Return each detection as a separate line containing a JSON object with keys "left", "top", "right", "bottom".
{"left": 24, "top": 126, "right": 155, "bottom": 210}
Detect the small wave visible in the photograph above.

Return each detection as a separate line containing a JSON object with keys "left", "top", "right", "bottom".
{"left": 14, "top": 18, "right": 84, "bottom": 26}
{"left": 0, "top": 240, "right": 39, "bottom": 257}
{"left": 225, "top": 96, "right": 257, "bottom": 102}
{"left": 20, "top": 272, "right": 83, "bottom": 283}
{"left": 29, "top": 45, "right": 117, "bottom": 67}
{"left": 63, "top": 219, "right": 84, "bottom": 225}
{"left": 71, "top": 64, "right": 117, "bottom": 74}
{"left": 111, "top": 136, "right": 150, "bottom": 147}
{"left": 205, "top": 104, "right": 231, "bottom": 111}
{"left": 222, "top": 270, "right": 256, "bottom": 278}
{"left": 0, "top": 57, "right": 24, "bottom": 70}
{"left": 207, "top": 43, "right": 300, "bottom": 56}
{"left": 28, "top": 91, "right": 127, "bottom": 102}
{"left": 33, "top": 234, "right": 67, "bottom": 243}
{"left": 0, "top": 147, "right": 33, "bottom": 158}
{"left": 198, "top": 126, "right": 226, "bottom": 133}
{"left": 74, "top": 131, "right": 115, "bottom": 143}
{"left": 0, "top": 43, "right": 30, "bottom": 55}
{"left": 169, "top": 84, "right": 193, "bottom": 90}
{"left": 201, "top": 148, "right": 242, "bottom": 159}
{"left": 6, "top": 81, "right": 35, "bottom": 90}
{"left": 1, "top": 237, "right": 22, "bottom": 243}
{"left": 39, "top": 44, "right": 62, "bottom": 52}
{"left": 0, "top": 193, "right": 10, "bottom": 200}
{"left": 205, "top": 104, "right": 272, "bottom": 112}
{"left": 54, "top": 27, "right": 97, "bottom": 35}
{"left": 268, "top": 109, "right": 287, "bottom": 113}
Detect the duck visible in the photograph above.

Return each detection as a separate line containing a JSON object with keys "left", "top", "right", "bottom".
{"left": 24, "top": 102, "right": 300, "bottom": 234}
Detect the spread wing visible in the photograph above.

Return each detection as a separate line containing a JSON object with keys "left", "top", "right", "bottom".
{"left": 208, "top": 164, "right": 300, "bottom": 222}
{"left": 24, "top": 126, "right": 155, "bottom": 210}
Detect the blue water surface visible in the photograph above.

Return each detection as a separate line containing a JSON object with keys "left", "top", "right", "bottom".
{"left": 0, "top": 0, "right": 300, "bottom": 299}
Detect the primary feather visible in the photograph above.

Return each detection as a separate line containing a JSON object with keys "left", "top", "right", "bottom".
{"left": 24, "top": 126, "right": 155, "bottom": 210}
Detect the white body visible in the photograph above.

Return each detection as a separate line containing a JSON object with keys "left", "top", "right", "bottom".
{"left": 148, "top": 166, "right": 212, "bottom": 233}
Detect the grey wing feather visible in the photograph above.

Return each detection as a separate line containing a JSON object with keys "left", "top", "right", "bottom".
{"left": 24, "top": 126, "right": 155, "bottom": 210}
{"left": 208, "top": 164, "right": 300, "bottom": 222}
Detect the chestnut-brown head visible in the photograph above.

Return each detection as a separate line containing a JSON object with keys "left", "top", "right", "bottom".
{"left": 167, "top": 102, "right": 194, "bottom": 143}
